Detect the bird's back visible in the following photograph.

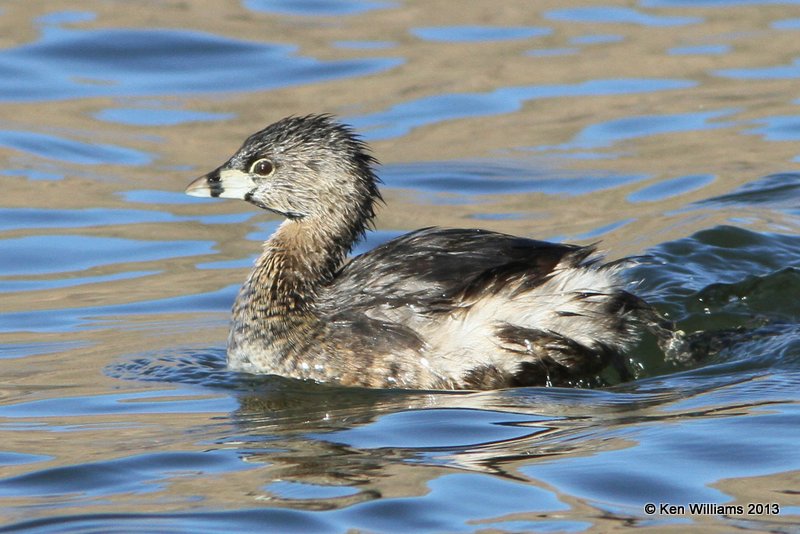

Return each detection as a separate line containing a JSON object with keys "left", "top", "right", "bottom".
{"left": 318, "top": 227, "right": 648, "bottom": 388}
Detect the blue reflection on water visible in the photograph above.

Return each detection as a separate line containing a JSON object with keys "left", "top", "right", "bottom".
{"left": 572, "top": 218, "right": 636, "bottom": 240}
{"left": 411, "top": 26, "right": 552, "bottom": 42}
{"left": 628, "top": 174, "right": 716, "bottom": 203}
{"left": 773, "top": 18, "right": 800, "bottom": 29}
{"left": 0, "top": 341, "right": 89, "bottom": 360}
{"left": 96, "top": 108, "right": 235, "bottom": 127}
{"left": 0, "top": 451, "right": 53, "bottom": 466}
{"left": 243, "top": 0, "right": 396, "bottom": 16}
{"left": 747, "top": 116, "right": 800, "bottom": 141}
{"left": 547, "top": 109, "right": 735, "bottom": 151}
{"left": 1, "top": 168, "right": 63, "bottom": 181}
{"left": 545, "top": 6, "right": 702, "bottom": 26}
{"left": 310, "top": 409, "right": 550, "bottom": 449}
{"left": 121, "top": 190, "right": 218, "bottom": 205}
{"left": 333, "top": 40, "right": 396, "bottom": 49}
{"left": 381, "top": 161, "right": 648, "bottom": 196}
{"left": 34, "top": 10, "right": 96, "bottom": 25}
{"left": 1, "top": 2, "right": 799, "bottom": 531}
{"left": 570, "top": 34, "right": 625, "bottom": 44}
{"left": 351, "top": 78, "right": 696, "bottom": 140}
{"left": 0, "top": 130, "right": 151, "bottom": 165}
{"left": 717, "top": 59, "right": 800, "bottom": 79}
{"left": 0, "top": 270, "right": 160, "bottom": 293}
{"left": 266, "top": 481, "right": 360, "bottom": 500}
{"left": 0, "top": 235, "right": 214, "bottom": 276}
{"left": 0, "top": 27, "right": 402, "bottom": 101}
{"left": 0, "top": 285, "right": 237, "bottom": 334}
{"left": 0, "top": 389, "right": 236, "bottom": 418}
{"left": 669, "top": 44, "right": 730, "bottom": 55}
{"left": 643, "top": 0, "right": 800, "bottom": 6}
{"left": 522, "top": 401, "right": 800, "bottom": 509}
{"left": 528, "top": 48, "right": 579, "bottom": 57}
{"left": 337, "top": 473, "right": 572, "bottom": 532}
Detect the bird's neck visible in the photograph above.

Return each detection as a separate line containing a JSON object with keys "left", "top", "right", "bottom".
{"left": 258, "top": 216, "right": 354, "bottom": 299}
{"left": 228, "top": 179, "right": 378, "bottom": 364}
{"left": 231, "top": 212, "right": 369, "bottom": 333}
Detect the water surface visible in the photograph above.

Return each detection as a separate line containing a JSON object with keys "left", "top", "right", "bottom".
{"left": 1, "top": 1, "right": 799, "bottom": 531}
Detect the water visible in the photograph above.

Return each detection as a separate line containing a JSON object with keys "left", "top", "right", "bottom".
{"left": 1, "top": 1, "right": 799, "bottom": 531}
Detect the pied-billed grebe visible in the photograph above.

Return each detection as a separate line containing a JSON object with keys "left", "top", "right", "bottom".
{"left": 185, "top": 114, "right": 663, "bottom": 390}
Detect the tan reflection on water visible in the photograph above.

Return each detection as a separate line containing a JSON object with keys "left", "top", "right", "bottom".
{"left": 0, "top": 0, "right": 798, "bottom": 527}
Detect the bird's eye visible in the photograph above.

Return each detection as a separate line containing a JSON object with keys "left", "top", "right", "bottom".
{"left": 250, "top": 158, "right": 275, "bottom": 176}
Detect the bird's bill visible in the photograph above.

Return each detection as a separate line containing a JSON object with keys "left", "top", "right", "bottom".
{"left": 185, "top": 168, "right": 255, "bottom": 199}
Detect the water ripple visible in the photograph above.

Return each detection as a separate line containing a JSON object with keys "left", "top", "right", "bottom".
{"left": 747, "top": 115, "right": 800, "bottom": 141}
{"left": 243, "top": 0, "right": 396, "bottom": 16}
{"left": 548, "top": 109, "right": 735, "bottom": 151}
{"left": 1, "top": 2, "right": 799, "bottom": 531}
{"left": 773, "top": 18, "right": 800, "bottom": 29}
{"left": 0, "top": 130, "right": 150, "bottom": 165}
{"left": 411, "top": 26, "right": 552, "bottom": 43}
{"left": 644, "top": 0, "right": 800, "bottom": 6}
{"left": 0, "top": 450, "right": 249, "bottom": 497}
{"left": 545, "top": 6, "right": 702, "bottom": 26}
{"left": 309, "top": 409, "right": 551, "bottom": 449}
{"left": 0, "top": 28, "right": 402, "bottom": 101}
{"left": 95, "top": 108, "right": 235, "bottom": 127}
{"left": 699, "top": 173, "right": 800, "bottom": 208}
{"left": 0, "top": 235, "right": 214, "bottom": 276}
{"left": 381, "top": 160, "right": 647, "bottom": 196}
{"left": 0, "top": 207, "right": 176, "bottom": 230}
{"left": 351, "top": 78, "right": 696, "bottom": 140}
{"left": 716, "top": 58, "right": 800, "bottom": 79}
{"left": 627, "top": 174, "right": 715, "bottom": 203}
